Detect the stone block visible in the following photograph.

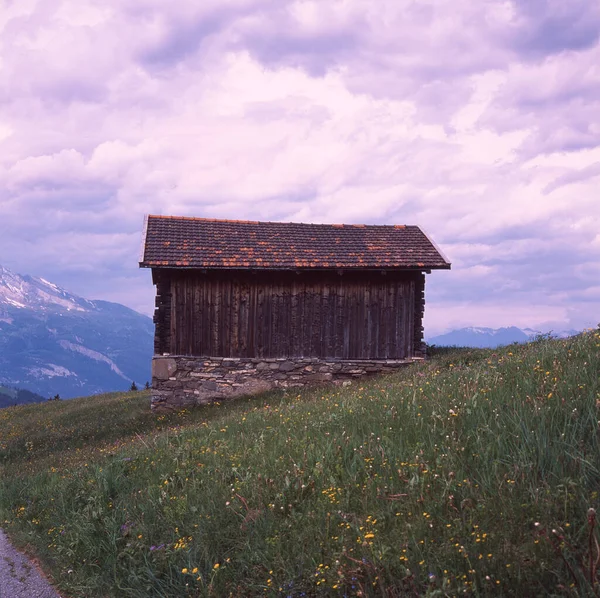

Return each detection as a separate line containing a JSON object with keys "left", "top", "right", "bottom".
{"left": 222, "top": 358, "right": 241, "bottom": 365}
{"left": 152, "top": 357, "right": 178, "bottom": 380}
{"left": 279, "top": 361, "right": 296, "bottom": 372}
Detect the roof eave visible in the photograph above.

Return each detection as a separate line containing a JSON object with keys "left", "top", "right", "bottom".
{"left": 139, "top": 215, "right": 149, "bottom": 264}
{"left": 420, "top": 227, "right": 451, "bottom": 268}
{"left": 139, "top": 263, "right": 451, "bottom": 271}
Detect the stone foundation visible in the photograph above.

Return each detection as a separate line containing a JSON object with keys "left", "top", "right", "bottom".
{"left": 151, "top": 355, "right": 420, "bottom": 411}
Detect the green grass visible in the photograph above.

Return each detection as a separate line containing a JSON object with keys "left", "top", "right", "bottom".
{"left": 1, "top": 331, "right": 600, "bottom": 597}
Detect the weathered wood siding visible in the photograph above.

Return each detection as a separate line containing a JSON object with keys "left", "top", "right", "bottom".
{"left": 156, "top": 270, "right": 422, "bottom": 359}
{"left": 413, "top": 272, "right": 426, "bottom": 358}
{"left": 152, "top": 270, "right": 172, "bottom": 355}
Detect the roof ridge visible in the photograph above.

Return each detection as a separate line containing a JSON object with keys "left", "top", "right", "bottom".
{"left": 147, "top": 215, "right": 417, "bottom": 228}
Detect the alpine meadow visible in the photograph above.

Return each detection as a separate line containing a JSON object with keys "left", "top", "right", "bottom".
{"left": 1, "top": 331, "right": 599, "bottom": 597}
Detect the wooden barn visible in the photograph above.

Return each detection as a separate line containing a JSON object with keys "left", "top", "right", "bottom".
{"left": 139, "top": 215, "right": 450, "bottom": 410}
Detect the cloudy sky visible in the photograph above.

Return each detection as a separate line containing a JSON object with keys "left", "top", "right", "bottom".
{"left": 1, "top": 0, "right": 599, "bottom": 335}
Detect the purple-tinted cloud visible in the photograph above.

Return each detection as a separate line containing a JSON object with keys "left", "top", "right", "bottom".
{"left": 506, "top": 0, "right": 600, "bottom": 57}
{"left": 0, "top": 0, "right": 598, "bottom": 335}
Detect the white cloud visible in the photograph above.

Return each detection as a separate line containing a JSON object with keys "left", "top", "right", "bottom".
{"left": 0, "top": 0, "right": 598, "bottom": 334}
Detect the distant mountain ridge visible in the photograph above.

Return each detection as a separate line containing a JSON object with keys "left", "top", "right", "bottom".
{"left": 0, "top": 385, "right": 46, "bottom": 409}
{"left": 426, "top": 326, "right": 580, "bottom": 349}
{"left": 0, "top": 264, "right": 153, "bottom": 399}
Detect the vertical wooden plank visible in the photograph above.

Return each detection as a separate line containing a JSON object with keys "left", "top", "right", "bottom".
{"left": 169, "top": 278, "right": 176, "bottom": 354}
{"left": 247, "top": 280, "right": 256, "bottom": 356}
{"left": 219, "top": 277, "right": 225, "bottom": 356}
{"left": 322, "top": 278, "right": 329, "bottom": 358}
{"left": 281, "top": 280, "right": 287, "bottom": 357}
{"left": 290, "top": 280, "right": 295, "bottom": 358}
{"left": 395, "top": 281, "right": 403, "bottom": 359}
{"left": 354, "top": 282, "right": 361, "bottom": 359}
{"left": 320, "top": 281, "right": 328, "bottom": 358}
{"left": 231, "top": 277, "right": 239, "bottom": 357}
{"left": 297, "top": 279, "right": 305, "bottom": 357}
{"left": 177, "top": 277, "right": 183, "bottom": 355}
{"left": 401, "top": 279, "right": 407, "bottom": 359}
{"left": 255, "top": 282, "right": 263, "bottom": 358}
{"left": 239, "top": 279, "right": 247, "bottom": 357}
{"left": 266, "top": 280, "right": 272, "bottom": 358}
{"left": 225, "top": 277, "right": 234, "bottom": 357}
{"left": 271, "top": 281, "right": 279, "bottom": 357}
{"left": 365, "top": 280, "right": 372, "bottom": 359}
{"left": 223, "top": 276, "right": 231, "bottom": 357}
{"left": 333, "top": 280, "right": 341, "bottom": 358}
{"left": 274, "top": 280, "right": 281, "bottom": 357}
{"left": 184, "top": 277, "right": 190, "bottom": 355}
{"left": 407, "top": 278, "right": 415, "bottom": 357}
{"left": 364, "top": 282, "right": 371, "bottom": 359}
{"left": 281, "top": 282, "right": 289, "bottom": 358}
{"left": 172, "top": 277, "right": 178, "bottom": 354}
{"left": 374, "top": 281, "right": 383, "bottom": 359}
{"left": 385, "top": 282, "right": 393, "bottom": 359}
{"left": 302, "top": 280, "right": 310, "bottom": 356}
{"left": 209, "top": 279, "right": 215, "bottom": 356}
{"left": 188, "top": 277, "right": 193, "bottom": 355}
{"left": 334, "top": 279, "right": 341, "bottom": 358}
{"left": 340, "top": 280, "right": 348, "bottom": 359}
{"left": 370, "top": 280, "right": 377, "bottom": 359}
{"left": 346, "top": 281, "right": 355, "bottom": 359}
{"left": 310, "top": 280, "right": 319, "bottom": 356}
{"left": 393, "top": 281, "right": 401, "bottom": 358}
{"left": 285, "top": 281, "right": 291, "bottom": 357}
{"left": 413, "top": 272, "right": 426, "bottom": 357}
{"left": 203, "top": 276, "right": 210, "bottom": 356}
{"left": 191, "top": 276, "right": 199, "bottom": 356}
{"left": 354, "top": 280, "right": 361, "bottom": 359}
{"left": 263, "top": 281, "right": 270, "bottom": 357}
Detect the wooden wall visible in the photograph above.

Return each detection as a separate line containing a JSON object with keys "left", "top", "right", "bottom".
{"left": 152, "top": 270, "right": 425, "bottom": 360}
{"left": 152, "top": 271, "right": 172, "bottom": 355}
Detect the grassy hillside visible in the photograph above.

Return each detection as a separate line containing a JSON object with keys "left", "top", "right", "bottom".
{"left": 1, "top": 331, "right": 599, "bottom": 597}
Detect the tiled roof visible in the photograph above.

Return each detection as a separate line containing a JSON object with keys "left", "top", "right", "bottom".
{"left": 139, "top": 215, "right": 451, "bottom": 270}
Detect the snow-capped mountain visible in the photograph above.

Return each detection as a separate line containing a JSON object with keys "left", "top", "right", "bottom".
{"left": 426, "top": 326, "right": 580, "bottom": 349}
{"left": 0, "top": 264, "right": 153, "bottom": 399}
{"left": 0, "top": 264, "right": 96, "bottom": 315}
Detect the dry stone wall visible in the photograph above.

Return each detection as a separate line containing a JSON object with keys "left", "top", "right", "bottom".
{"left": 151, "top": 355, "right": 418, "bottom": 411}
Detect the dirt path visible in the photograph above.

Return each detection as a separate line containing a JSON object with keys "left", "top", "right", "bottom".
{"left": 0, "top": 529, "right": 62, "bottom": 598}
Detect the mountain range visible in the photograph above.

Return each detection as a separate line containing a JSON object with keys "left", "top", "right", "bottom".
{"left": 0, "top": 264, "right": 153, "bottom": 401}
{"left": 1, "top": 262, "right": 583, "bottom": 402}
{"left": 425, "top": 326, "right": 580, "bottom": 349}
